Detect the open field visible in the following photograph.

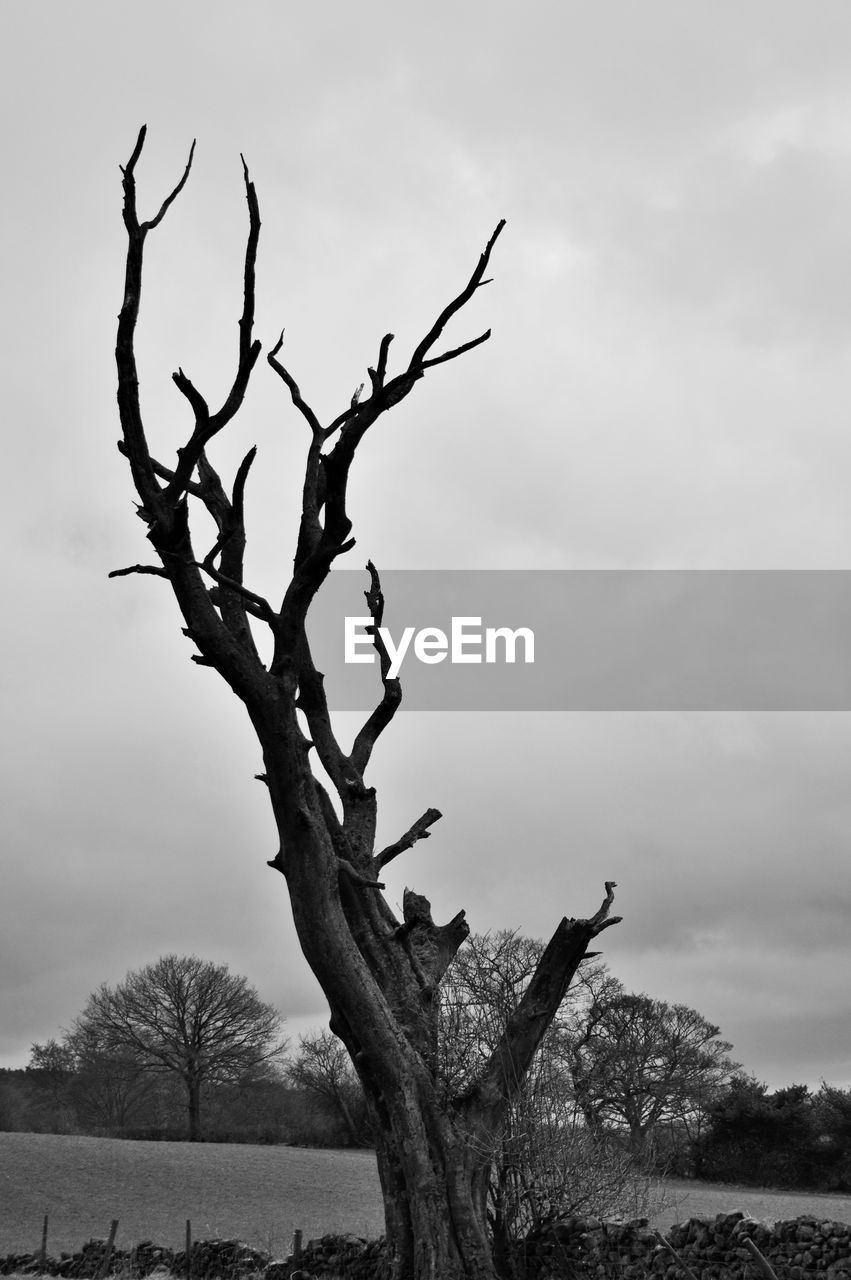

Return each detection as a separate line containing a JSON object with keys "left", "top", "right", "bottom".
{"left": 654, "top": 1177, "right": 851, "bottom": 1232}
{"left": 0, "top": 1133, "right": 383, "bottom": 1256}
{"left": 1, "top": 1133, "right": 850, "bottom": 1257}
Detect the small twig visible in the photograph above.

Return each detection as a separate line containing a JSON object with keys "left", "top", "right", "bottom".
{"left": 420, "top": 328, "right": 492, "bottom": 369}
{"left": 267, "top": 330, "right": 323, "bottom": 438}
{"left": 266, "top": 848, "right": 286, "bottom": 875}
{"left": 108, "top": 563, "right": 169, "bottom": 579}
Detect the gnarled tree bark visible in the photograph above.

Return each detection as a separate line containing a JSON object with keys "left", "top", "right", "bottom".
{"left": 112, "top": 126, "right": 620, "bottom": 1280}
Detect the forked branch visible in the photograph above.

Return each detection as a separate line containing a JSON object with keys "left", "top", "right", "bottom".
{"left": 269, "top": 222, "right": 507, "bottom": 705}
{"left": 407, "top": 219, "right": 505, "bottom": 371}
{"left": 115, "top": 127, "right": 269, "bottom": 685}
{"left": 161, "top": 159, "right": 262, "bottom": 505}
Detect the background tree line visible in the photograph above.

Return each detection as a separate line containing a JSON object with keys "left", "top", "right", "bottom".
{"left": 3, "top": 941, "right": 848, "bottom": 1203}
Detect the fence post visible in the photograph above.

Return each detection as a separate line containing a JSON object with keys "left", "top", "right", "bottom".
{"left": 40, "top": 1214, "right": 48, "bottom": 1266}
{"left": 95, "top": 1219, "right": 119, "bottom": 1280}
{"left": 292, "top": 1229, "right": 303, "bottom": 1260}
{"left": 186, "top": 1219, "right": 192, "bottom": 1280}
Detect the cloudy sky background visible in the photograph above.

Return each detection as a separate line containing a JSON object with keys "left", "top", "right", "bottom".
{"left": 1, "top": 1, "right": 850, "bottom": 1089}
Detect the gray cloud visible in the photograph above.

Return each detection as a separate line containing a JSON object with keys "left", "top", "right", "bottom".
{"left": 0, "top": 1, "right": 849, "bottom": 1092}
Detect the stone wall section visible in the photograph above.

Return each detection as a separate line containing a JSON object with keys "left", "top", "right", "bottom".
{"left": 520, "top": 1210, "right": 851, "bottom": 1279}
{"left": 2, "top": 1211, "right": 849, "bottom": 1278}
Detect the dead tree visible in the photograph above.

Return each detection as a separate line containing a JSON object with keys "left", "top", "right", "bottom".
{"left": 112, "top": 125, "right": 620, "bottom": 1280}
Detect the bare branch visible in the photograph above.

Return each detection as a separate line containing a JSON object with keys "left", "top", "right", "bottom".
{"left": 194, "top": 446, "right": 262, "bottom": 657}
{"left": 161, "top": 157, "right": 262, "bottom": 504}
{"left": 172, "top": 367, "right": 210, "bottom": 424}
{"left": 108, "top": 564, "right": 169, "bottom": 580}
{"left": 119, "top": 124, "right": 147, "bottom": 184}
{"left": 116, "top": 439, "right": 205, "bottom": 500}
{"left": 142, "top": 139, "right": 196, "bottom": 231}
{"left": 407, "top": 220, "right": 505, "bottom": 372}
{"left": 231, "top": 445, "right": 257, "bottom": 520}
{"left": 293, "top": 650, "right": 352, "bottom": 800}
{"left": 420, "top": 329, "right": 491, "bottom": 370}
{"left": 271, "top": 229, "right": 506, "bottom": 664}
{"left": 267, "top": 331, "right": 323, "bottom": 438}
{"left": 367, "top": 332, "right": 394, "bottom": 393}
{"left": 338, "top": 858, "right": 385, "bottom": 891}
{"left": 116, "top": 129, "right": 168, "bottom": 508}
{"left": 192, "top": 560, "right": 277, "bottom": 627}
{"left": 590, "top": 880, "right": 620, "bottom": 931}
{"left": 114, "top": 126, "right": 264, "bottom": 686}
{"left": 350, "top": 561, "right": 402, "bottom": 773}
{"left": 467, "top": 882, "right": 621, "bottom": 1123}
{"left": 375, "top": 808, "right": 442, "bottom": 872}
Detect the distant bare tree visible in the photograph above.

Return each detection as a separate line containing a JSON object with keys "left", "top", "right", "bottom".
{"left": 28, "top": 1039, "right": 75, "bottom": 1098}
{"left": 569, "top": 990, "right": 738, "bottom": 1156}
{"left": 72, "top": 954, "right": 285, "bottom": 1140}
{"left": 63, "top": 1021, "right": 160, "bottom": 1134}
{"left": 25, "top": 1039, "right": 78, "bottom": 1132}
{"left": 112, "top": 126, "right": 620, "bottom": 1277}
{"left": 287, "top": 1028, "right": 372, "bottom": 1145}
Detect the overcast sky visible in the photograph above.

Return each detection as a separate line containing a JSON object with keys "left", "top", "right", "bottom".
{"left": 1, "top": 1, "right": 850, "bottom": 1092}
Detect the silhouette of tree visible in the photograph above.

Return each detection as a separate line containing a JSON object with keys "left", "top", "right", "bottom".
{"left": 72, "top": 954, "right": 284, "bottom": 1140}
{"left": 112, "top": 126, "right": 620, "bottom": 1277}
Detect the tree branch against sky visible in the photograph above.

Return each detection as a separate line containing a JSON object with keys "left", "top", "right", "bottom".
{"left": 111, "top": 126, "right": 620, "bottom": 1279}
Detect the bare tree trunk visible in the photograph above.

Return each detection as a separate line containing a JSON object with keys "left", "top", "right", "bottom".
{"left": 186, "top": 1077, "right": 201, "bottom": 1142}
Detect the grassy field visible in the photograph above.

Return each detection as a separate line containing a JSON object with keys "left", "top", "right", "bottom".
{"left": 653, "top": 1176, "right": 851, "bottom": 1232}
{"left": 0, "top": 1133, "right": 384, "bottom": 1257}
{"left": 1, "top": 1132, "right": 850, "bottom": 1258}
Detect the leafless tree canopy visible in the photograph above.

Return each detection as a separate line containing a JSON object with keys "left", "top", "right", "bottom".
{"left": 569, "top": 989, "right": 738, "bottom": 1154}
{"left": 71, "top": 954, "right": 285, "bottom": 1141}
{"left": 287, "top": 1028, "right": 372, "bottom": 1146}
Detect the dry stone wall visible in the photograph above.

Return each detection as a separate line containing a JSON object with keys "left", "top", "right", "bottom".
{"left": 1, "top": 1212, "right": 849, "bottom": 1278}
{"left": 519, "top": 1210, "right": 851, "bottom": 1279}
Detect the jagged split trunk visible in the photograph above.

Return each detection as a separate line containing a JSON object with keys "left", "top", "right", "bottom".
{"left": 255, "top": 706, "right": 491, "bottom": 1277}
{"left": 252, "top": 698, "right": 615, "bottom": 1280}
